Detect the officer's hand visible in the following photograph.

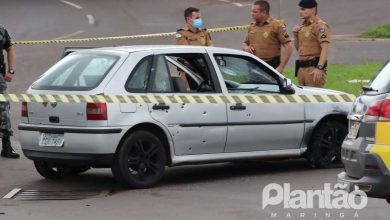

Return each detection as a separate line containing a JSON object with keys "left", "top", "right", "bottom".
{"left": 276, "top": 66, "right": 284, "bottom": 74}
{"left": 292, "top": 25, "right": 302, "bottom": 34}
{"left": 4, "top": 72, "right": 13, "bottom": 82}
{"left": 244, "top": 46, "right": 255, "bottom": 54}
{"left": 311, "top": 68, "right": 325, "bottom": 83}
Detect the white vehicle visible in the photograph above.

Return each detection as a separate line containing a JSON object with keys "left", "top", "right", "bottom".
{"left": 19, "top": 45, "right": 352, "bottom": 188}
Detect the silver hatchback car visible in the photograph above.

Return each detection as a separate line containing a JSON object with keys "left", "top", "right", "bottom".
{"left": 19, "top": 45, "right": 352, "bottom": 188}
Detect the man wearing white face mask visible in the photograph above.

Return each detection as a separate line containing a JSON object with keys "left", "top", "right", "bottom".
{"left": 175, "top": 7, "right": 213, "bottom": 46}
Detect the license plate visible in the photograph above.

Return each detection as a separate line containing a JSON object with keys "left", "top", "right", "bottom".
{"left": 347, "top": 121, "right": 360, "bottom": 139}
{"left": 39, "top": 133, "right": 64, "bottom": 147}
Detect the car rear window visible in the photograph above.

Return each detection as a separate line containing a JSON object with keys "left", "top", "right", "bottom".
{"left": 31, "top": 53, "right": 119, "bottom": 91}
{"left": 367, "top": 61, "right": 390, "bottom": 94}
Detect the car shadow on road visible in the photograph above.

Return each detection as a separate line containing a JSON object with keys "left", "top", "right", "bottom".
{"left": 160, "top": 158, "right": 318, "bottom": 186}
{"left": 17, "top": 158, "right": 342, "bottom": 196}
{"left": 25, "top": 170, "right": 123, "bottom": 192}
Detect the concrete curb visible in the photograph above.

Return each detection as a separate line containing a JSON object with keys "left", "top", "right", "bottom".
{"left": 333, "top": 34, "right": 390, "bottom": 42}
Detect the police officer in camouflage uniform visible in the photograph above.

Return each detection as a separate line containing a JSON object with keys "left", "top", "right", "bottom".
{"left": 175, "top": 7, "right": 212, "bottom": 46}
{"left": 0, "top": 25, "right": 19, "bottom": 158}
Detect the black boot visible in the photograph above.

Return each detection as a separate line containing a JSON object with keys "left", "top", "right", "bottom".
{"left": 1, "top": 137, "right": 20, "bottom": 159}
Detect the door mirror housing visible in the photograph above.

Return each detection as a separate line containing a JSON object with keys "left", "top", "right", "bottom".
{"left": 282, "top": 78, "right": 295, "bottom": 94}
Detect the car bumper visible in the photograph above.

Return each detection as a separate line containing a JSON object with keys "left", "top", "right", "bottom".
{"left": 337, "top": 170, "right": 390, "bottom": 199}
{"left": 18, "top": 124, "right": 127, "bottom": 165}
{"left": 22, "top": 149, "right": 114, "bottom": 167}
{"left": 341, "top": 132, "right": 390, "bottom": 199}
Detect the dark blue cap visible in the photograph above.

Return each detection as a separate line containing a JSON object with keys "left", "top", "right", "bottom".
{"left": 299, "top": 0, "right": 317, "bottom": 8}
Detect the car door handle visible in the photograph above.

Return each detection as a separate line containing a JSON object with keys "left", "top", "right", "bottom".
{"left": 230, "top": 104, "right": 246, "bottom": 111}
{"left": 152, "top": 104, "right": 170, "bottom": 111}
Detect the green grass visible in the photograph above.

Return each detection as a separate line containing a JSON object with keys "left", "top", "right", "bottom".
{"left": 283, "top": 62, "right": 384, "bottom": 95}
{"left": 361, "top": 23, "right": 390, "bottom": 38}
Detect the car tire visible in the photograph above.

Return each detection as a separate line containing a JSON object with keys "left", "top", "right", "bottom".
{"left": 34, "top": 161, "right": 90, "bottom": 179}
{"left": 306, "top": 120, "right": 348, "bottom": 168}
{"left": 111, "top": 130, "right": 166, "bottom": 188}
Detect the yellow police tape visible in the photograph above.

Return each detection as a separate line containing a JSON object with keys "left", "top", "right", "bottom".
{"left": 0, "top": 93, "right": 356, "bottom": 104}
{"left": 13, "top": 25, "right": 250, "bottom": 45}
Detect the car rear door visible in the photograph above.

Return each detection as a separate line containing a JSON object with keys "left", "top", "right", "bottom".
{"left": 147, "top": 48, "right": 228, "bottom": 156}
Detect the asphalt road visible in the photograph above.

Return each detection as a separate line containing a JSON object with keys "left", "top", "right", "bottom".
{"left": 0, "top": 0, "right": 390, "bottom": 219}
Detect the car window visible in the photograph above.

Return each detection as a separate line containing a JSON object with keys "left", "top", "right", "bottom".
{"left": 32, "top": 53, "right": 119, "bottom": 91}
{"left": 214, "top": 54, "right": 280, "bottom": 94}
{"left": 151, "top": 54, "right": 216, "bottom": 93}
{"left": 125, "top": 56, "right": 153, "bottom": 92}
{"left": 367, "top": 61, "right": 390, "bottom": 94}
{"left": 152, "top": 55, "right": 173, "bottom": 92}
{"left": 51, "top": 62, "right": 78, "bottom": 86}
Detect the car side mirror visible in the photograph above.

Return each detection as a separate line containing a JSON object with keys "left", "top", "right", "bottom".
{"left": 283, "top": 78, "right": 292, "bottom": 87}
{"left": 282, "top": 78, "right": 295, "bottom": 94}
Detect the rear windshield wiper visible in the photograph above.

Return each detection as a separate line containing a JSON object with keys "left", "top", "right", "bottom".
{"left": 362, "top": 85, "right": 378, "bottom": 92}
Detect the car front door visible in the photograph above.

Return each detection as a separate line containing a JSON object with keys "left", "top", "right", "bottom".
{"left": 147, "top": 49, "right": 227, "bottom": 156}
{"left": 212, "top": 53, "right": 305, "bottom": 152}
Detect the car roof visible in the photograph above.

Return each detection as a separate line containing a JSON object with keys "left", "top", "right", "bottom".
{"left": 87, "top": 45, "right": 245, "bottom": 54}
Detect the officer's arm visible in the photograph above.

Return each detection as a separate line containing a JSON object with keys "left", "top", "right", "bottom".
{"left": 242, "top": 34, "right": 249, "bottom": 49}
{"left": 242, "top": 32, "right": 254, "bottom": 53}
{"left": 175, "top": 32, "right": 189, "bottom": 45}
{"left": 292, "top": 25, "right": 301, "bottom": 50}
{"left": 318, "top": 42, "right": 329, "bottom": 67}
{"left": 5, "top": 46, "right": 15, "bottom": 72}
{"left": 293, "top": 34, "right": 299, "bottom": 50}
{"left": 4, "top": 46, "right": 15, "bottom": 82}
{"left": 276, "top": 24, "right": 292, "bottom": 72}
{"left": 317, "top": 24, "right": 331, "bottom": 67}
{"left": 278, "top": 42, "right": 293, "bottom": 73}
{"left": 206, "top": 32, "right": 213, "bottom": 46}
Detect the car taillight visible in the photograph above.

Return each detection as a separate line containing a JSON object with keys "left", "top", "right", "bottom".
{"left": 21, "top": 102, "right": 28, "bottom": 117}
{"left": 86, "top": 103, "right": 107, "bottom": 120}
{"left": 365, "top": 99, "right": 390, "bottom": 122}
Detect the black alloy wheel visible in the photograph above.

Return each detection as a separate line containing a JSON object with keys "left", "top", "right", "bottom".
{"left": 112, "top": 130, "right": 166, "bottom": 188}
{"left": 306, "top": 120, "right": 348, "bottom": 168}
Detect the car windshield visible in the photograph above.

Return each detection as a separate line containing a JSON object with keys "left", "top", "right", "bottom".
{"left": 366, "top": 61, "right": 390, "bottom": 94}
{"left": 31, "top": 53, "right": 119, "bottom": 91}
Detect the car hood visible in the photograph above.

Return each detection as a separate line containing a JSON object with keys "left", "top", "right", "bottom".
{"left": 294, "top": 85, "right": 348, "bottom": 96}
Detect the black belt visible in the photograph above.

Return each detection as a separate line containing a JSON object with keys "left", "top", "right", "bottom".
{"left": 295, "top": 57, "right": 327, "bottom": 76}
{"left": 265, "top": 56, "right": 280, "bottom": 69}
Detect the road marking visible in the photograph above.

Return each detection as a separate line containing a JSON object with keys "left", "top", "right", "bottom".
{"left": 232, "top": 2, "right": 252, "bottom": 7}
{"left": 60, "top": 0, "right": 83, "bottom": 9}
{"left": 3, "top": 188, "right": 22, "bottom": 199}
{"left": 87, "top": 14, "right": 95, "bottom": 25}
{"left": 218, "top": 0, "right": 251, "bottom": 7}
{"left": 54, "top": 30, "right": 85, "bottom": 40}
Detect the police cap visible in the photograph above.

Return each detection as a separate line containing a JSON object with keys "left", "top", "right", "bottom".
{"left": 298, "top": 0, "right": 317, "bottom": 8}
